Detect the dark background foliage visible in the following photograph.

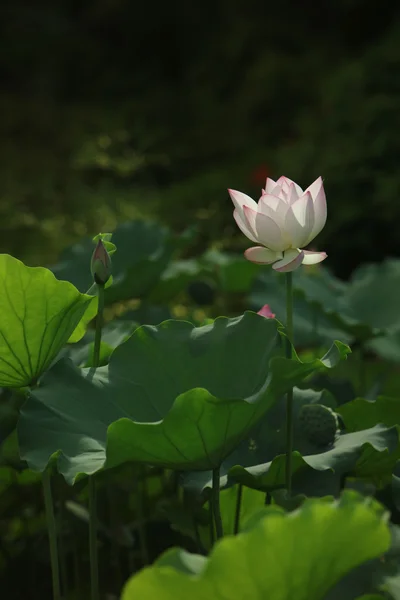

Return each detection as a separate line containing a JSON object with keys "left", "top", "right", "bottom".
{"left": 1, "top": 0, "right": 400, "bottom": 273}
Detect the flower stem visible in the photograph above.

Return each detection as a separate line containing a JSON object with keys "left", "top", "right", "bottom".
{"left": 136, "top": 469, "right": 150, "bottom": 565}
{"left": 88, "top": 477, "right": 99, "bottom": 600}
{"left": 285, "top": 271, "right": 294, "bottom": 496}
{"left": 89, "top": 282, "right": 104, "bottom": 600}
{"left": 93, "top": 284, "right": 105, "bottom": 368}
{"left": 358, "top": 346, "right": 366, "bottom": 396}
{"left": 42, "top": 469, "right": 61, "bottom": 600}
{"left": 233, "top": 484, "right": 243, "bottom": 535}
{"left": 212, "top": 467, "right": 224, "bottom": 540}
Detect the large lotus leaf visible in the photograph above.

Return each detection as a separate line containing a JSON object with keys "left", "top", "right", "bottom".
{"left": 298, "top": 260, "right": 400, "bottom": 340}
{"left": 249, "top": 269, "right": 352, "bottom": 347}
{"left": 182, "top": 387, "right": 339, "bottom": 494}
{"left": 0, "top": 255, "right": 92, "bottom": 388}
{"left": 51, "top": 220, "right": 184, "bottom": 304}
{"left": 338, "top": 396, "right": 400, "bottom": 431}
{"left": 183, "top": 388, "right": 398, "bottom": 496}
{"left": 230, "top": 424, "right": 400, "bottom": 492}
{"left": 67, "top": 319, "right": 138, "bottom": 367}
{"left": 367, "top": 329, "right": 400, "bottom": 363}
{"left": 18, "top": 313, "right": 349, "bottom": 483}
{"left": 250, "top": 262, "right": 400, "bottom": 344}
{"left": 341, "top": 260, "right": 400, "bottom": 332}
{"left": 121, "top": 491, "right": 390, "bottom": 600}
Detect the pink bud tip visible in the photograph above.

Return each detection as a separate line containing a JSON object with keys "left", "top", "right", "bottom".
{"left": 257, "top": 304, "right": 276, "bottom": 319}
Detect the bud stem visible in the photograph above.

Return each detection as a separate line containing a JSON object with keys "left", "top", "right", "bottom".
{"left": 212, "top": 466, "right": 224, "bottom": 540}
{"left": 88, "top": 283, "right": 104, "bottom": 600}
{"left": 93, "top": 284, "right": 105, "bottom": 368}
{"left": 42, "top": 469, "right": 62, "bottom": 600}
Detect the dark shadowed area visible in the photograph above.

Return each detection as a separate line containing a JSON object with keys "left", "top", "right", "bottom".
{"left": 1, "top": 0, "right": 399, "bottom": 276}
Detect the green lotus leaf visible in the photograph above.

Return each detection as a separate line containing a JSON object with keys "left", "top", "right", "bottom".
{"left": 18, "top": 313, "right": 349, "bottom": 483}
{"left": 67, "top": 319, "right": 138, "bottom": 367}
{"left": 147, "top": 259, "right": 212, "bottom": 304}
{"left": 0, "top": 255, "right": 92, "bottom": 388}
{"left": 249, "top": 269, "right": 352, "bottom": 347}
{"left": 338, "top": 396, "right": 400, "bottom": 431}
{"left": 250, "top": 261, "right": 400, "bottom": 345}
{"left": 229, "top": 424, "right": 400, "bottom": 493}
{"left": 182, "top": 387, "right": 340, "bottom": 495}
{"left": 122, "top": 491, "right": 391, "bottom": 600}
{"left": 183, "top": 389, "right": 398, "bottom": 497}
{"left": 342, "top": 260, "right": 400, "bottom": 332}
{"left": 201, "top": 249, "right": 262, "bottom": 293}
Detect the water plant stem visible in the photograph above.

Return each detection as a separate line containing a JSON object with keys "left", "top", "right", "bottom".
{"left": 89, "top": 282, "right": 104, "bottom": 600}
{"left": 93, "top": 283, "right": 105, "bottom": 367}
{"left": 285, "top": 271, "right": 294, "bottom": 496}
{"left": 212, "top": 467, "right": 224, "bottom": 539}
{"left": 358, "top": 346, "right": 366, "bottom": 396}
{"left": 136, "top": 470, "right": 150, "bottom": 565}
{"left": 88, "top": 478, "right": 99, "bottom": 600}
{"left": 42, "top": 469, "right": 61, "bottom": 600}
{"left": 233, "top": 484, "right": 243, "bottom": 535}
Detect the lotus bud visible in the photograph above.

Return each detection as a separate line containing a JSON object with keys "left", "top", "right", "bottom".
{"left": 257, "top": 304, "right": 276, "bottom": 319}
{"left": 91, "top": 239, "right": 112, "bottom": 285}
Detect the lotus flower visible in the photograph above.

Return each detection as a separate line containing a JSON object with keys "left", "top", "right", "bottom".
{"left": 228, "top": 176, "right": 327, "bottom": 272}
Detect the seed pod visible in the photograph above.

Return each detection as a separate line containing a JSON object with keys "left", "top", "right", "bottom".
{"left": 298, "top": 403, "right": 339, "bottom": 447}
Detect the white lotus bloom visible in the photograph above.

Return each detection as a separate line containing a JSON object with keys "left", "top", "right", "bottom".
{"left": 228, "top": 175, "right": 327, "bottom": 272}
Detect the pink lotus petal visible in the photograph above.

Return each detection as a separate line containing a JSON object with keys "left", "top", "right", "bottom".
{"left": 258, "top": 194, "right": 290, "bottom": 232}
{"left": 304, "top": 176, "right": 323, "bottom": 200}
{"left": 287, "top": 183, "right": 301, "bottom": 204}
{"left": 257, "top": 304, "right": 276, "bottom": 319}
{"left": 228, "top": 189, "right": 258, "bottom": 221}
{"left": 233, "top": 209, "right": 259, "bottom": 244}
{"left": 284, "top": 192, "right": 315, "bottom": 248}
{"left": 243, "top": 206, "right": 287, "bottom": 252}
{"left": 244, "top": 246, "right": 280, "bottom": 264}
{"left": 243, "top": 205, "right": 285, "bottom": 251}
{"left": 302, "top": 250, "right": 328, "bottom": 265}
{"left": 308, "top": 180, "right": 327, "bottom": 241}
{"left": 264, "top": 177, "right": 277, "bottom": 194}
{"left": 276, "top": 176, "right": 303, "bottom": 196}
{"left": 272, "top": 249, "right": 305, "bottom": 272}
{"left": 258, "top": 193, "right": 281, "bottom": 211}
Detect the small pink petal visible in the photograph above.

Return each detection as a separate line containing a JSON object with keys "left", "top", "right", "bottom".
{"left": 302, "top": 250, "right": 328, "bottom": 265}
{"left": 244, "top": 246, "right": 280, "bottom": 264}
{"left": 272, "top": 249, "right": 305, "bottom": 272}
{"left": 257, "top": 304, "right": 276, "bottom": 319}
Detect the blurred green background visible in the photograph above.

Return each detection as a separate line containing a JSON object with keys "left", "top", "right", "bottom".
{"left": 1, "top": 0, "right": 400, "bottom": 277}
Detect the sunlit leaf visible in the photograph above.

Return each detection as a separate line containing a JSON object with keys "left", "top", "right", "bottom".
{"left": 122, "top": 492, "right": 390, "bottom": 600}
{"left": 0, "top": 255, "right": 91, "bottom": 387}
